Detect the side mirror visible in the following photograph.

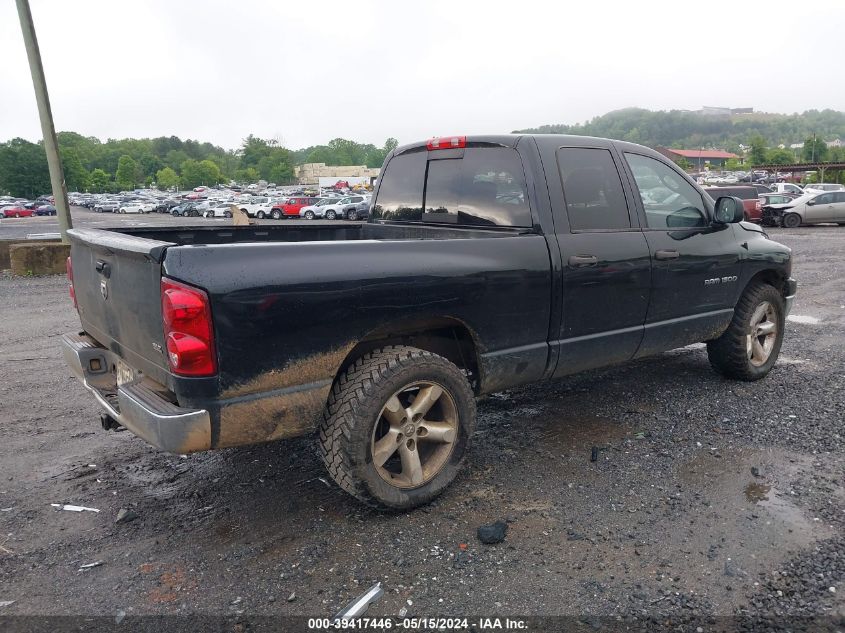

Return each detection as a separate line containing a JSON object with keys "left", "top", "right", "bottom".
{"left": 806, "top": 199, "right": 815, "bottom": 206}
{"left": 714, "top": 196, "right": 745, "bottom": 224}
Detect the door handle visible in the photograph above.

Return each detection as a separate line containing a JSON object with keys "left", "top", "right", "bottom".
{"left": 568, "top": 255, "right": 598, "bottom": 267}
{"left": 655, "top": 250, "right": 680, "bottom": 260}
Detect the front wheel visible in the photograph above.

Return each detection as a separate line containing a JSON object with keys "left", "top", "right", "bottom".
{"left": 782, "top": 213, "right": 801, "bottom": 228}
{"left": 271, "top": 209, "right": 282, "bottom": 220}
{"left": 326, "top": 210, "right": 337, "bottom": 220}
{"left": 707, "top": 282, "right": 785, "bottom": 381}
{"left": 256, "top": 210, "right": 266, "bottom": 219}
{"left": 319, "top": 346, "right": 476, "bottom": 510}
{"left": 346, "top": 209, "right": 358, "bottom": 221}
{"left": 224, "top": 210, "right": 232, "bottom": 218}
{"left": 304, "top": 211, "right": 315, "bottom": 220}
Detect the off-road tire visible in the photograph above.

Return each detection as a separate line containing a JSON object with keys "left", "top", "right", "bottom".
{"left": 319, "top": 345, "right": 476, "bottom": 510}
{"left": 707, "top": 282, "right": 785, "bottom": 381}
{"left": 782, "top": 213, "right": 801, "bottom": 228}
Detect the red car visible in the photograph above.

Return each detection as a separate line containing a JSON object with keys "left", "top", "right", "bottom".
{"left": 0, "top": 205, "right": 35, "bottom": 218}
{"left": 703, "top": 186, "right": 761, "bottom": 223}
{"left": 272, "top": 196, "right": 320, "bottom": 218}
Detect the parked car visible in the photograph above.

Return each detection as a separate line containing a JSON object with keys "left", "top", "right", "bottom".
{"left": 345, "top": 199, "right": 370, "bottom": 221}
{"left": 34, "top": 204, "right": 57, "bottom": 216}
{"left": 272, "top": 197, "right": 320, "bottom": 219}
{"left": 703, "top": 186, "right": 762, "bottom": 222}
{"left": 320, "top": 195, "right": 367, "bottom": 220}
{"left": 94, "top": 200, "right": 120, "bottom": 213}
{"left": 171, "top": 203, "right": 199, "bottom": 217}
{"left": 299, "top": 198, "right": 338, "bottom": 219}
{"left": 204, "top": 203, "right": 235, "bottom": 218}
{"left": 802, "top": 183, "right": 845, "bottom": 195}
{"left": 759, "top": 193, "right": 799, "bottom": 226}
{"left": 118, "top": 202, "right": 155, "bottom": 214}
{"left": 778, "top": 191, "right": 845, "bottom": 228}
{"left": 742, "top": 183, "right": 772, "bottom": 195}
{"left": 62, "top": 134, "right": 795, "bottom": 510}
{"left": 0, "top": 204, "right": 34, "bottom": 218}
{"left": 770, "top": 182, "right": 804, "bottom": 196}
{"left": 239, "top": 197, "right": 273, "bottom": 218}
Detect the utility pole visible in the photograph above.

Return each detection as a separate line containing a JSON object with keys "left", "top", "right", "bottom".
{"left": 15, "top": 0, "right": 72, "bottom": 242}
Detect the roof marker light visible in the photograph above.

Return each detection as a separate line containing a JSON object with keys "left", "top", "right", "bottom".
{"left": 427, "top": 136, "right": 466, "bottom": 151}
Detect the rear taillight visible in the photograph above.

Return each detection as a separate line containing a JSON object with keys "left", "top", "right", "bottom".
{"left": 161, "top": 278, "right": 216, "bottom": 376}
{"left": 427, "top": 135, "right": 466, "bottom": 150}
{"left": 66, "top": 257, "right": 77, "bottom": 309}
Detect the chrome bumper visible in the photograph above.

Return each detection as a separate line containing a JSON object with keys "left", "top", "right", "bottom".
{"left": 61, "top": 333, "right": 212, "bottom": 453}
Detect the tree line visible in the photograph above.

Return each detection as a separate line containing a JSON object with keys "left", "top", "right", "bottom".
{"left": 515, "top": 108, "right": 845, "bottom": 156}
{"left": 0, "top": 133, "right": 398, "bottom": 198}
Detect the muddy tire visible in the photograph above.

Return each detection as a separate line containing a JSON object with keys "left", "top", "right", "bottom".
{"left": 707, "top": 282, "right": 785, "bottom": 381}
{"left": 319, "top": 345, "right": 476, "bottom": 510}
{"left": 782, "top": 213, "right": 801, "bottom": 228}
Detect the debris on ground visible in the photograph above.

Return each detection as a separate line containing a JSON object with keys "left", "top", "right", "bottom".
{"left": 751, "top": 466, "right": 762, "bottom": 477}
{"left": 333, "top": 582, "right": 383, "bottom": 620}
{"left": 287, "top": 592, "right": 296, "bottom": 602}
{"left": 0, "top": 601, "right": 15, "bottom": 608}
{"left": 51, "top": 504, "right": 100, "bottom": 513}
{"left": 477, "top": 521, "right": 508, "bottom": 544}
{"left": 78, "top": 561, "right": 103, "bottom": 571}
{"left": 115, "top": 508, "right": 139, "bottom": 524}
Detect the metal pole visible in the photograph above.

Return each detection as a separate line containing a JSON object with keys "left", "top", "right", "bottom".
{"left": 15, "top": 0, "right": 72, "bottom": 242}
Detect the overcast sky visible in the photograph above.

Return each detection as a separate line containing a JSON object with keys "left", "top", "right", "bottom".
{"left": 1, "top": 0, "right": 843, "bottom": 151}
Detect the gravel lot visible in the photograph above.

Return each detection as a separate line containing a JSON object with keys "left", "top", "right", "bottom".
{"left": 0, "top": 226, "right": 842, "bottom": 630}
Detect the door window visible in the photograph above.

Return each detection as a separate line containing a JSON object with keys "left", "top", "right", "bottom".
{"left": 556, "top": 148, "right": 631, "bottom": 230}
{"left": 815, "top": 193, "right": 833, "bottom": 204}
{"left": 625, "top": 153, "right": 708, "bottom": 229}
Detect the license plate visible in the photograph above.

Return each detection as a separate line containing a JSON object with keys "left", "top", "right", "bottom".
{"left": 116, "top": 360, "right": 138, "bottom": 386}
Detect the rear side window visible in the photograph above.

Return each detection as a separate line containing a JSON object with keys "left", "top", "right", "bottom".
{"left": 372, "top": 147, "right": 531, "bottom": 226}
{"left": 424, "top": 147, "right": 531, "bottom": 227}
{"left": 370, "top": 151, "right": 426, "bottom": 221}
{"left": 557, "top": 148, "right": 631, "bottom": 230}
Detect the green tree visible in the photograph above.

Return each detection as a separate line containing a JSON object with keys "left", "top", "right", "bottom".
{"left": 749, "top": 135, "right": 768, "bottom": 165}
{"left": 234, "top": 167, "right": 260, "bottom": 184}
{"left": 0, "top": 138, "right": 50, "bottom": 198}
{"left": 89, "top": 168, "right": 111, "bottom": 192}
{"left": 672, "top": 156, "right": 693, "bottom": 171}
{"left": 724, "top": 158, "right": 743, "bottom": 171}
{"left": 766, "top": 148, "right": 795, "bottom": 165}
{"left": 60, "top": 148, "right": 90, "bottom": 191}
{"left": 802, "top": 137, "right": 829, "bottom": 162}
{"left": 180, "top": 159, "right": 222, "bottom": 188}
{"left": 115, "top": 155, "right": 140, "bottom": 190}
{"left": 155, "top": 166, "right": 180, "bottom": 190}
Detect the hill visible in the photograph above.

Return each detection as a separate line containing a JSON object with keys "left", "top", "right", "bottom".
{"left": 514, "top": 108, "right": 845, "bottom": 152}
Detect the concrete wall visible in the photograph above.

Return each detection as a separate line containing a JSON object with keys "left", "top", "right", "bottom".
{"left": 8, "top": 241, "right": 69, "bottom": 276}
{"left": 1, "top": 238, "right": 60, "bottom": 270}
{"left": 294, "top": 163, "right": 380, "bottom": 185}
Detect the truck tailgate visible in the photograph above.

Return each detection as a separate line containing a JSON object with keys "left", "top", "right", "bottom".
{"left": 67, "top": 228, "right": 176, "bottom": 383}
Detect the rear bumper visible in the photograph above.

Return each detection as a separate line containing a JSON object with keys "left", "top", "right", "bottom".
{"left": 61, "top": 332, "right": 212, "bottom": 453}
{"left": 784, "top": 277, "right": 797, "bottom": 317}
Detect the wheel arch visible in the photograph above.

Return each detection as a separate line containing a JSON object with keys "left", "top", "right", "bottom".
{"left": 743, "top": 268, "right": 788, "bottom": 298}
{"left": 336, "top": 317, "right": 482, "bottom": 393}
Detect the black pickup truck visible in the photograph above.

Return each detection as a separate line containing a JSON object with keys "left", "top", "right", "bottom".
{"left": 62, "top": 135, "right": 796, "bottom": 509}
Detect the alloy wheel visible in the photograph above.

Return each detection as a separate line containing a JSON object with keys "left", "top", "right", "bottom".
{"left": 747, "top": 301, "right": 777, "bottom": 367}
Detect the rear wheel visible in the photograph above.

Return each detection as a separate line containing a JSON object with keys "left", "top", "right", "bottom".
{"left": 319, "top": 346, "right": 476, "bottom": 510}
{"left": 782, "top": 213, "right": 801, "bottom": 228}
{"left": 224, "top": 210, "right": 233, "bottom": 218}
{"left": 326, "top": 210, "right": 337, "bottom": 220}
{"left": 707, "top": 282, "right": 785, "bottom": 381}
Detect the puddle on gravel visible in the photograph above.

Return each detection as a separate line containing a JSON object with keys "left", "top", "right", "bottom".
{"left": 744, "top": 481, "right": 771, "bottom": 503}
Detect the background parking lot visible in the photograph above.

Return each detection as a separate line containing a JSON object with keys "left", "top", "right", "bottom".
{"left": 0, "top": 226, "right": 842, "bottom": 622}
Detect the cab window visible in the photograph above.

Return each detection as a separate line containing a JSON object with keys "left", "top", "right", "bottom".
{"left": 556, "top": 148, "right": 631, "bottom": 230}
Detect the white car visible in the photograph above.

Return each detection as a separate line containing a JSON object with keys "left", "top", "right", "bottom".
{"left": 770, "top": 182, "right": 804, "bottom": 196}
{"left": 118, "top": 202, "right": 154, "bottom": 214}
{"left": 203, "top": 202, "right": 236, "bottom": 218}
{"left": 778, "top": 191, "right": 845, "bottom": 228}
{"left": 802, "top": 183, "right": 845, "bottom": 195}
{"left": 238, "top": 196, "right": 274, "bottom": 218}
{"left": 300, "top": 196, "right": 367, "bottom": 220}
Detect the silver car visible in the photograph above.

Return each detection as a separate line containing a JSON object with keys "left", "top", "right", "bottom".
{"left": 780, "top": 191, "right": 845, "bottom": 228}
